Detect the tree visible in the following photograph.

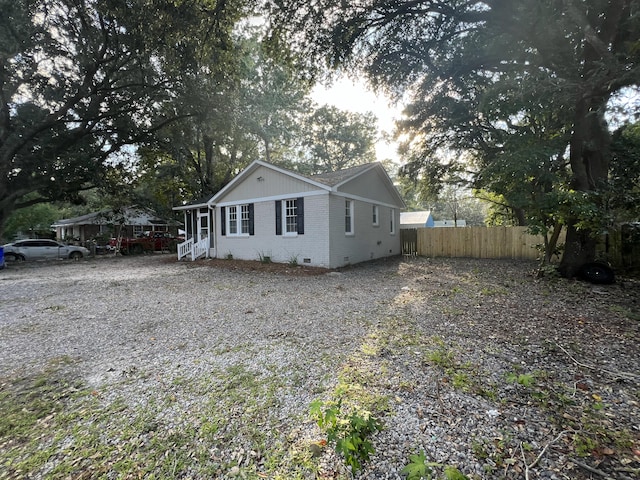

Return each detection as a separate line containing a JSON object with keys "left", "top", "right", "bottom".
{"left": 609, "top": 121, "right": 640, "bottom": 221}
{"left": 1, "top": 200, "right": 60, "bottom": 240}
{"left": 268, "top": 0, "right": 640, "bottom": 277}
{"left": 296, "top": 105, "right": 378, "bottom": 174}
{"left": 239, "top": 32, "right": 314, "bottom": 165}
{"left": 0, "top": 0, "right": 253, "bottom": 238}
{"left": 144, "top": 29, "right": 312, "bottom": 201}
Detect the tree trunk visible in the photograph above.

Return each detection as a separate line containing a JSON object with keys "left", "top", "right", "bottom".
{"left": 513, "top": 207, "right": 527, "bottom": 227}
{"left": 559, "top": 95, "right": 611, "bottom": 278}
{"left": 543, "top": 223, "right": 563, "bottom": 265}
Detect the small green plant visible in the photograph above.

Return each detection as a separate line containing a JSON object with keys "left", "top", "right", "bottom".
{"left": 225, "top": 252, "right": 233, "bottom": 260}
{"left": 257, "top": 251, "right": 272, "bottom": 263}
{"left": 309, "top": 398, "right": 381, "bottom": 474}
{"left": 505, "top": 372, "right": 535, "bottom": 388}
{"left": 452, "top": 372, "right": 471, "bottom": 391}
{"left": 426, "top": 347, "right": 455, "bottom": 369}
{"left": 573, "top": 433, "right": 598, "bottom": 457}
{"left": 401, "top": 451, "right": 469, "bottom": 480}
{"left": 287, "top": 254, "right": 299, "bottom": 266}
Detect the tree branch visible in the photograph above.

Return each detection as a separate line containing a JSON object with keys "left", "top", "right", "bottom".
{"left": 556, "top": 344, "right": 639, "bottom": 381}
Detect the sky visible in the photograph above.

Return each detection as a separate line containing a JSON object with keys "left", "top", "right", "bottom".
{"left": 310, "top": 77, "right": 404, "bottom": 163}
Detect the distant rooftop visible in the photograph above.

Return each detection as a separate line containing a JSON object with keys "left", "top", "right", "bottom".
{"left": 400, "top": 211, "right": 433, "bottom": 225}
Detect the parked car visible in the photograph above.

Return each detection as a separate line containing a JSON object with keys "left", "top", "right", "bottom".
{"left": 2, "top": 239, "right": 90, "bottom": 262}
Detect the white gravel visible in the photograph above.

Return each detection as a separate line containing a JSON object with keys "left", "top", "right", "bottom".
{"left": 0, "top": 254, "right": 638, "bottom": 479}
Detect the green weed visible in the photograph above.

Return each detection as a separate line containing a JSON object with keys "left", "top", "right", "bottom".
{"left": 402, "top": 451, "right": 469, "bottom": 480}
{"left": 310, "top": 398, "right": 381, "bottom": 474}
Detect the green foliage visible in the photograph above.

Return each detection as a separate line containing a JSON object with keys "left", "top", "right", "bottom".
{"left": 258, "top": 252, "right": 272, "bottom": 263}
{"left": 310, "top": 398, "right": 381, "bottom": 474}
{"left": 1, "top": 201, "right": 60, "bottom": 241}
{"left": 268, "top": 0, "right": 640, "bottom": 272}
{"left": 426, "top": 348, "right": 455, "bottom": 369}
{"left": 505, "top": 372, "right": 536, "bottom": 388}
{"left": 297, "top": 105, "right": 378, "bottom": 174}
{"left": 402, "top": 451, "right": 433, "bottom": 480}
{"left": 401, "top": 451, "right": 469, "bottom": 480}
{"left": 609, "top": 122, "right": 640, "bottom": 221}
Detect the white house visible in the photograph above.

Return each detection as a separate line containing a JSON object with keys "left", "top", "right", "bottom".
{"left": 173, "top": 160, "right": 406, "bottom": 268}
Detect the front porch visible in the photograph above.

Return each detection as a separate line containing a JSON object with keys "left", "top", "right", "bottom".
{"left": 174, "top": 203, "right": 215, "bottom": 261}
{"left": 177, "top": 236, "right": 211, "bottom": 260}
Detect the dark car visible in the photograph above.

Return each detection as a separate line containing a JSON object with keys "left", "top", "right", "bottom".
{"left": 2, "top": 239, "right": 90, "bottom": 262}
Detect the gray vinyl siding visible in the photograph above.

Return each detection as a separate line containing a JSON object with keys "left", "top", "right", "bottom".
{"left": 335, "top": 168, "right": 402, "bottom": 207}
{"left": 216, "top": 165, "right": 322, "bottom": 204}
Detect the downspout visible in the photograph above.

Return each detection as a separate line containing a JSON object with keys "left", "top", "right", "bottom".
{"left": 209, "top": 203, "right": 216, "bottom": 259}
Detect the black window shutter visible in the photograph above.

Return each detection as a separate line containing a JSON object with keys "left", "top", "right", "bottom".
{"left": 248, "top": 203, "right": 255, "bottom": 235}
{"left": 275, "top": 200, "right": 282, "bottom": 235}
{"left": 296, "top": 197, "right": 304, "bottom": 235}
{"left": 220, "top": 207, "right": 226, "bottom": 236}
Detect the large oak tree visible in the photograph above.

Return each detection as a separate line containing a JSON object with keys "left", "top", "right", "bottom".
{"left": 0, "top": 0, "right": 252, "bottom": 238}
{"left": 268, "top": 0, "right": 640, "bottom": 276}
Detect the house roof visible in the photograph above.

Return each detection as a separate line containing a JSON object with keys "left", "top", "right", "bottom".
{"left": 400, "top": 211, "right": 432, "bottom": 225}
{"left": 178, "top": 160, "right": 405, "bottom": 209}
{"left": 308, "top": 163, "right": 376, "bottom": 187}
{"left": 52, "top": 210, "right": 107, "bottom": 226}
{"left": 173, "top": 195, "right": 212, "bottom": 211}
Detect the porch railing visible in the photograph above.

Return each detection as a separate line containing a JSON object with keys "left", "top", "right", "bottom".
{"left": 177, "top": 238, "right": 194, "bottom": 260}
{"left": 177, "top": 236, "right": 210, "bottom": 261}
{"left": 192, "top": 237, "right": 208, "bottom": 260}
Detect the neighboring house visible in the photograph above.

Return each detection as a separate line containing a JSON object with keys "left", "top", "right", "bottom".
{"left": 400, "top": 211, "right": 435, "bottom": 229}
{"left": 174, "top": 160, "right": 406, "bottom": 268}
{"left": 400, "top": 211, "right": 467, "bottom": 228}
{"left": 52, "top": 207, "right": 180, "bottom": 242}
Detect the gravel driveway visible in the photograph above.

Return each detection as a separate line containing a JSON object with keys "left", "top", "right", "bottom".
{"left": 0, "top": 255, "right": 638, "bottom": 479}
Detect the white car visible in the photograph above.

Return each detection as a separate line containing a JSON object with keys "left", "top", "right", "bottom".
{"left": 3, "top": 239, "right": 90, "bottom": 262}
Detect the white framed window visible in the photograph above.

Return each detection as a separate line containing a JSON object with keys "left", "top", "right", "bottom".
{"left": 241, "top": 204, "right": 250, "bottom": 233}
{"left": 276, "top": 198, "right": 304, "bottom": 236}
{"left": 372, "top": 205, "right": 379, "bottom": 226}
{"left": 345, "top": 199, "right": 354, "bottom": 235}
{"left": 228, "top": 206, "right": 238, "bottom": 234}
{"left": 285, "top": 199, "right": 297, "bottom": 234}
{"left": 390, "top": 208, "right": 396, "bottom": 235}
{"left": 226, "top": 204, "right": 251, "bottom": 236}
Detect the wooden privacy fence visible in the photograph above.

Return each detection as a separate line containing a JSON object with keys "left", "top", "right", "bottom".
{"left": 401, "top": 227, "right": 548, "bottom": 260}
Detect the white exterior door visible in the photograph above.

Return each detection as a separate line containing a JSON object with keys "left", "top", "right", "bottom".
{"left": 197, "top": 211, "right": 208, "bottom": 240}
{"left": 197, "top": 209, "right": 215, "bottom": 257}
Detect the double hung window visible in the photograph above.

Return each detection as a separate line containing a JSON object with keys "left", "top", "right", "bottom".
{"left": 221, "top": 204, "right": 254, "bottom": 236}
{"left": 285, "top": 199, "right": 297, "bottom": 234}
{"left": 390, "top": 208, "right": 396, "bottom": 235}
{"left": 275, "top": 198, "right": 304, "bottom": 236}
{"left": 345, "top": 200, "right": 354, "bottom": 235}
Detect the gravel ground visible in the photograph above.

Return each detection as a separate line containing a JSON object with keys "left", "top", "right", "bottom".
{"left": 0, "top": 254, "right": 638, "bottom": 479}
